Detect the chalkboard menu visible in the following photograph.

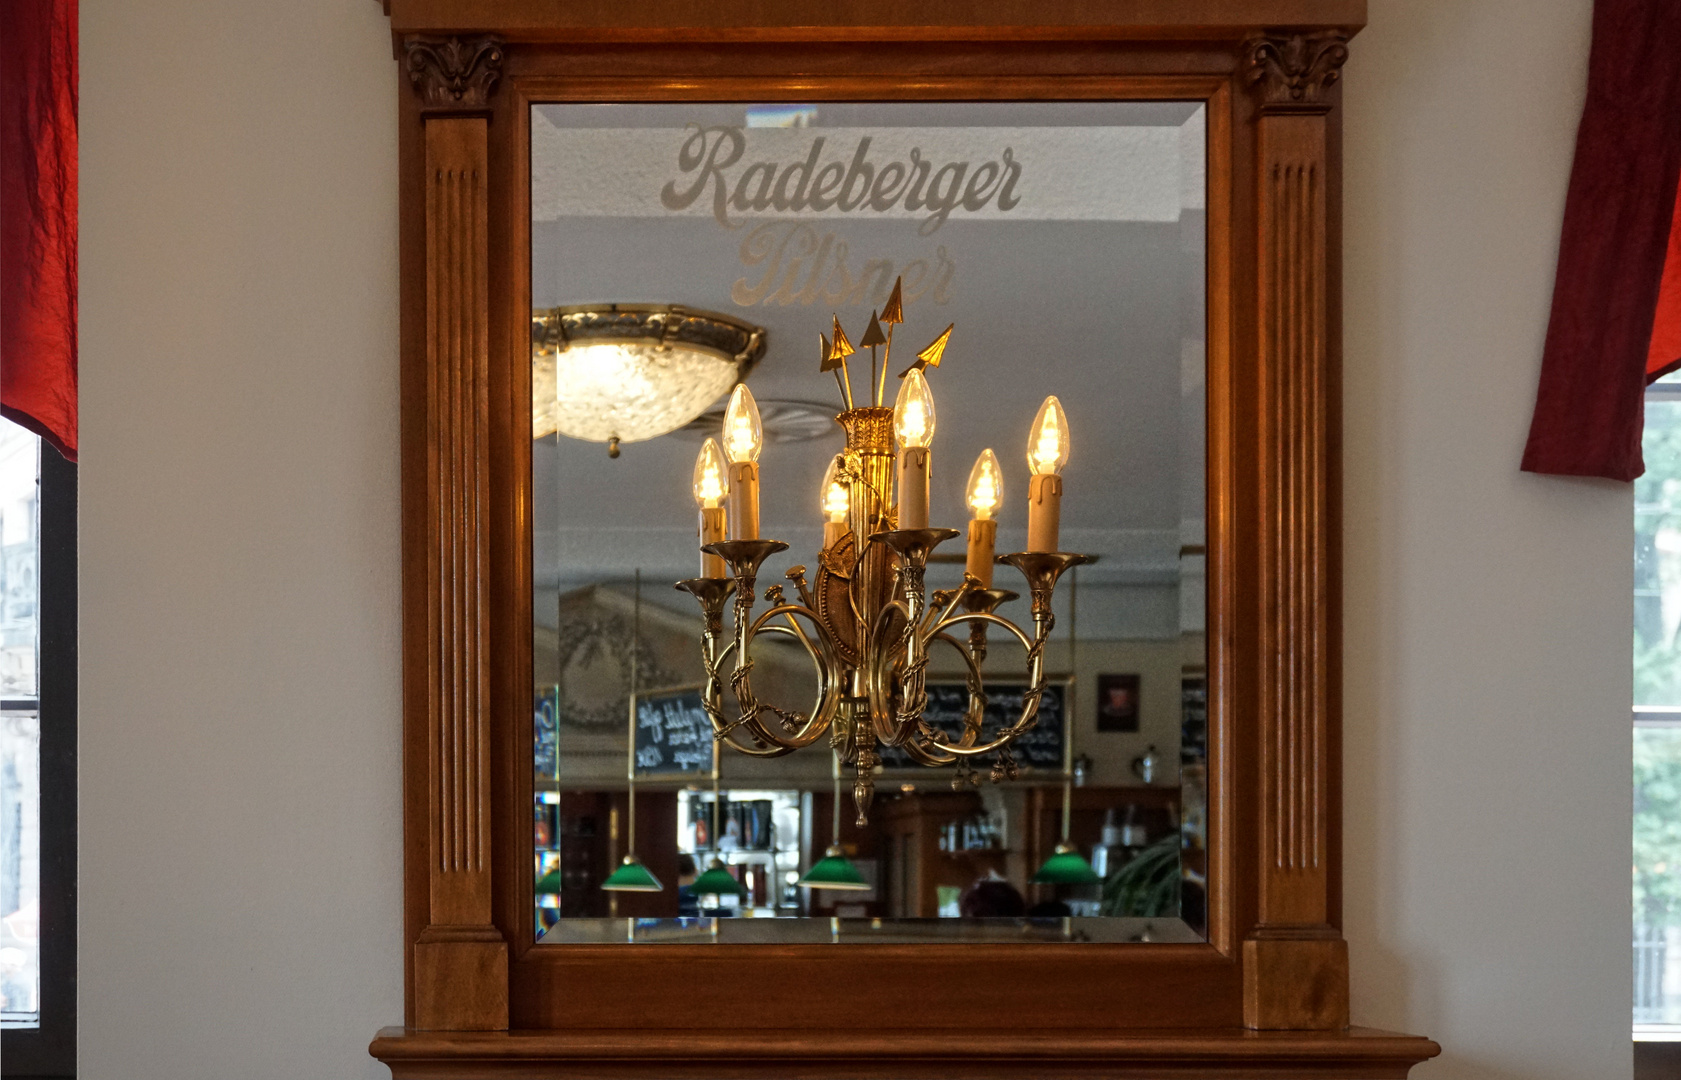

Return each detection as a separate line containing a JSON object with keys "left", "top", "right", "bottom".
{"left": 877, "top": 681, "right": 1066, "bottom": 771}
{"left": 633, "top": 686, "right": 713, "bottom": 776}
{"left": 533, "top": 686, "right": 558, "bottom": 768}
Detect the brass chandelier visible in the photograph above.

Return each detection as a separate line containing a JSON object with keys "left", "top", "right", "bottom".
{"left": 676, "top": 278, "right": 1085, "bottom": 826}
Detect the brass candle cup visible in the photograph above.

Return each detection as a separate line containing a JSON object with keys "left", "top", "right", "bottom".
{"left": 869, "top": 527, "right": 960, "bottom": 566}
{"left": 997, "top": 551, "right": 1091, "bottom": 617}
{"left": 701, "top": 538, "right": 790, "bottom": 581}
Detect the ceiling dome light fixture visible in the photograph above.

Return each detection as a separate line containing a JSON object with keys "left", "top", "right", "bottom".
{"left": 532, "top": 304, "right": 766, "bottom": 457}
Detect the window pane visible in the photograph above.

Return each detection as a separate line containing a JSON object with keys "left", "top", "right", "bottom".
{"left": 0, "top": 416, "right": 40, "bottom": 1027}
{"left": 0, "top": 421, "right": 38, "bottom": 699}
{"left": 0, "top": 710, "right": 39, "bottom": 1026}
{"left": 1637, "top": 726, "right": 1681, "bottom": 1025}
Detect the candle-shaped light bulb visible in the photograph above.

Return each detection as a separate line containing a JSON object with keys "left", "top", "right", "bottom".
{"left": 821, "top": 457, "right": 849, "bottom": 522}
{"left": 821, "top": 456, "right": 849, "bottom": 552}
{"left": 721, "top": 385, "right": 762, "bottom": 540}
{"left": 893, "top": 368, "right": 936, "bottom": 449}
{"left": 966, "top": 448, "right": 1003, "bottom": 521}
{"left": 1027, "top": 395, "right": 1070, "bottom": 476}
{"left": 693, "top": 438, "right": 726, "bottom": 508}
{"left": 693, "top": 438, "right": 729, "bottom": 577}
{"left": 722, "top": 384, "right": 763, "bottom": 464}
{"left": 965, "top": 448, "right": 1002, "bottom": 586}
{"left": 1026, "top": 396, "right": 1069, "bottom": 553}
{"left": 893, "top": 369, "right": 934, "bottom": 529}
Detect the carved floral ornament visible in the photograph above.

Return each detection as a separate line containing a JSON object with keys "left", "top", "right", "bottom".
{"left": 1245, "top": 33, "right": 1351, "bottom": 111}
{"left": 404, "top": 35, "right": 505, "bottom": 108}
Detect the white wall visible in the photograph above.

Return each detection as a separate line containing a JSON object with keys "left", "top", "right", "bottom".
{"left": 77, "top": 0, "right": 1629, "bottom": 1078}
{"left": 79, "top": 1, "right": 402, "bottom": 1078}
{"left": 1342, "top": 1, "right": 1630, "bottom": 1077}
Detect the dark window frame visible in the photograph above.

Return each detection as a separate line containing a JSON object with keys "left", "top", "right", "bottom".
{"left": 2, "top": 444, "right": 77, "bottom": 1078}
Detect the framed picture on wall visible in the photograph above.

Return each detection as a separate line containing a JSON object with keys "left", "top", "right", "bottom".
{"left": 1096, "top": 674, "right": 1141, "bottom": 732}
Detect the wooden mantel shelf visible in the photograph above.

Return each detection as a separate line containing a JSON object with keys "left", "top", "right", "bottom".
{"left": 369, "top": 1026, "right": 1441, "bottom": 1079}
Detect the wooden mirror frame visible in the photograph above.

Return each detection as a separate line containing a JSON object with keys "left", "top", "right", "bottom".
{"left": 370, "top": 3, "right": 1439, "bottom": 1076}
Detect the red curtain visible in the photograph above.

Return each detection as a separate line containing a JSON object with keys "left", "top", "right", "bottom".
{"left": 0, "top": 0, "right": 78, "bottom": 461}
{"left": 1520, "top": 0, "right": 1681, "bottom": 482}
{"left": 1648, "top": 178, "right": 1681, "bottom": 382}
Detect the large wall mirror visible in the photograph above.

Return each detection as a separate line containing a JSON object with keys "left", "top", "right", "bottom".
{"left": 530, "top": 100, "right": 1210, "bottom": 945}
{"left": 376, "top": 10, "right": 1443, "bottom": 1071}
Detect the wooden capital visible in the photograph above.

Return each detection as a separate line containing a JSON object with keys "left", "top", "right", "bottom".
{"left": 1244, "top": 33, "right": 1350, "bottom": 114}
{"left": 404, "top": 35, "right": 505, "bottom": 110}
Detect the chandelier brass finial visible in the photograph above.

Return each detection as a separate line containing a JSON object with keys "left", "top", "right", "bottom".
{"left": 820, "top": 331, "right": 847, "bottom": 405}
{"left": 880, "top": 277, "right": 905, "bottom": 325}
{"left": 860, "top": 310, "right": 888, "bottom": 349}
{"left": 829, "top": 316, "right": 856, "bottom": 360}
{"left": 902, "top": 322, "right": 953, "bottom": 378}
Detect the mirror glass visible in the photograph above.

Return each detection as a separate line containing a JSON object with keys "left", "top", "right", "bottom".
{"left": 531, "top": 100, "right": 1207, "bottom": 943}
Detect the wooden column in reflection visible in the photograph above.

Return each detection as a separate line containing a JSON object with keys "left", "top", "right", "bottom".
{"left": 1243, "top": 31, "right": 1351, "bottom": 1033}
{"left": 404, "top": 35, "right": 509, "bottom": 1032}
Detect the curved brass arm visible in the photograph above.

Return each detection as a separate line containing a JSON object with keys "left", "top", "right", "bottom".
{"left": 732, "top": 605, "right": 840, "bottom": 750}
{"left": 682, "top": 536, "right": 1089, "bottom": 824}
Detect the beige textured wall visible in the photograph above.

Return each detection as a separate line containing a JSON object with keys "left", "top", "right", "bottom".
{"left": 79, "top": 1, "right": 402, "bottom": 1078}
{"left": 1342, "top": 1, "right": 1629, "bottom": 1076}
{"left": 78, "top": 0, "right": 1628, "bottom": 1077}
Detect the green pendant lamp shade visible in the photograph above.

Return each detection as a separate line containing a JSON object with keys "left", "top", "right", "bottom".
{"left": 1031, "top": 842, "right": 1101, "bottom": 885}
{"left": 601, "top": 854, "right": 664, "bottom": 892}
{"left": 535, "top": 867, "right": 563, "bottom": 894}
{"left": 691, "top": 858, "right": 748, "bottom": 899}
{"left": 798, "top": 844, "right": 871, "bottom": 890}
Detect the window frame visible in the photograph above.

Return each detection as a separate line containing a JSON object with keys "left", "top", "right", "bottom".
{"left": 1, "top": 443, "right": 77, "bottom": 1079}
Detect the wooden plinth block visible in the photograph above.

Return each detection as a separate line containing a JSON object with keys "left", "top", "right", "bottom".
{"left": 1243, "top": 935, "right": 1349, "bottom": 1031}
{"left": 415, "top": 928, "right": 509, "bottom": 1031}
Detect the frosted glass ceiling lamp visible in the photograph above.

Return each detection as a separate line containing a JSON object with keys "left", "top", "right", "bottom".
{"left": 532, "top": 304, "right": 766, "bottom": 457}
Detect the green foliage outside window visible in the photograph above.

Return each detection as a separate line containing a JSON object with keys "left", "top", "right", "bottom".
{"left": 1636, "top": 729, "right": 1681, "bottom": 922}
{"left": 1635, "top": 399, "right": 1681, "bottom": 931}
{"left": 1636, "top": 401, "right": 1681, "bottom": 706}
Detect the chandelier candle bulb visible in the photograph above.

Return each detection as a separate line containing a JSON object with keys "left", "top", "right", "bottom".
{"left": 965, "top": 448, "right": 1003, "bottom": 586}
{"left": 1026, "top": 396, "right": 1070, "bottom": 553}
{"left": 722, "top": 384, "right": 763, "bottom": 540}
{"left": 693, "top": 437, "right": 729, "bottom": 577}
{"left": 821, "top": 456, "right": 850, "bottom": 551}
{"left": 893, "top": 368, "right": 936, "bottom": 530}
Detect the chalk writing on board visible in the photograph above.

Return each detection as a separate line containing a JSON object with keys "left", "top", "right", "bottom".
{"left": 876, "top": 681, "right": 1066, "bottom": 770}
{"left": 534, "top": 686, "right": 559, "bottom": 768}
{"left": 633, "top": 687, "right": 713, "bottom": 776}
